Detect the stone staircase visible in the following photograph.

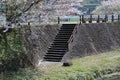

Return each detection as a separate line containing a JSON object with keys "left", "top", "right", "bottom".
{"left": 43, "top": 24, "right": 76, "bottom": 62}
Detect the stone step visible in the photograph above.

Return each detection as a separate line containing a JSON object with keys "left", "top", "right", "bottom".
{"left": 58, "top": 32, "right": 71, "bottom": 34}
{"left": 56, "top": 35, "right": 71, "bottom": 37}
{"left": 61, "top": 26, "right": 74, "bottom": 28}
{"left": 51, "top": 44, "right": 68, "bottom": 47}
{"left": 57, "top": 34, "right": 71, "bottom": 36}
{"left": 53, "top": 40, "right": 67, "bottom": 42}
{"left": 51, "top": 43, "right": 68, "bottom": 45}
{"left": 55, "top": 36, "right": 70, "bottom": 39}
{"left": 54, "top": 38, "right": 68, "bottom": 40}
{"left": 43, "top": 24, "right": 76, "bottom": 62}
{"left": 62, "top": 24, "right": 76, "bottom": 26}
{"left": 59, "top": 29, "right": 73, "bottom": 32}
{"left": 46, "top": 51, "right": 65, "bottom": 54}
{"left": 47, "top": 50, "right": 66, "bottom": 52}
{"left": 44, "top": 56, "right": 62, "bottom": 60}
{"left": 55, "top": 36, "right": 70, "bottom": 38}
{"left": 60, "top": 28, "right": 74, "bottom": 30}
{"left": 50, "top": 45, "right": 67, "bottom": 48}
{"left": 54, "top": 38, "right": 69, "bottom": 40}
{"left": 53, "top": 41, "right": 68, "bottom": 43}
{"left": 53, "top": 40, "right": 68, "bottom": 42}
{"left": 45, "top": 54, "right": 64, "bottom": 57}
{"left": 48, "top": 47, "right": 67, "bottom": 50}
{"left": 60, "top": 27, "right": 75, "bottom": 29}
{"left": 48, "top": 47, "right": 68, "bottom": 50}
{"left": 57, "top": 32, "right": 71, "bottom": 35}
{"left": 43, "top": 59, "right": 61, "bottom": 62}
{"left": 49, "top": 47, "right": 67, "bottom": 49}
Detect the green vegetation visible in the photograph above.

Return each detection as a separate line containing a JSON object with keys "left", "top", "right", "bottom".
{"left": 0, "top": 28, "right": 30, "bottom": 72}
{"left": 0, "top": 28, "right": 23, "bottom": 60}
{"left": 70, "top": 18, "right": 79, "bottom": 22}
{"left": 1, "top": 49, "right": 120, "bottom": 80}
{"left": 60, "top": 18, "right": 79, "bottom": 23}
{"left": 0, "top": 68, "right": 43, "bottom": 80}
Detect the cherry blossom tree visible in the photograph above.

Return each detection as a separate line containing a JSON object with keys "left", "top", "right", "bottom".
{"left": 2, "top": 0, "right": 83, "bottom": 32}
{"left": 23, "top": 0, "right": 83, "bottom": 23}
{"left": 0, "top": 0, "right": 46, "bottom": 32}
{"left": 1, "top": 0, "right": 43, "bottom": 22}
{"left": 1, "top": 0, "right": 83, "bottom": 26}
{"left": 93, "top": 0, "right": 120, "bottom": 15}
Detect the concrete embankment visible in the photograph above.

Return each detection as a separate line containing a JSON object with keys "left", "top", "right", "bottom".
{"left": 69, "top": 22, "right": 120, "bottom": 57}
{"left": 21, "top": 24, "right": 61, "bottom": 66}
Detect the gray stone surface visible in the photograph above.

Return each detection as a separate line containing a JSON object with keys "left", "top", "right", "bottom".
{"left": 21, "top": 22, "right": 120, "bottom": 66}
{"left": 62, "top": 52, "right": 72, "bottom": 62}
{"left": 69, "top": 22, "right": 120, "bottom": 58}
{"left": 21, "top": 24, "right": 61, "bottom": 66}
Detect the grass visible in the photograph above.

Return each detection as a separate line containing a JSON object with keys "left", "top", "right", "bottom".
{"left": 42, "top": 49, "right": 120, "bottom": 79}
{"left": 1, "top": 49, "right": 120, "bottom": 80}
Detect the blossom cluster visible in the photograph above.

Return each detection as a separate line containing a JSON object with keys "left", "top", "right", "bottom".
{"left": 1, "top": 0, "right": 83, "bottom": 24}
{"left": 93, "top": 0, "right": 120, "bottom": 15}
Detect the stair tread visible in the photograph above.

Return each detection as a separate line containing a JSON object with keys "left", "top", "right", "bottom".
{"left": 46, "top": 53, "right": 66, "bottom": 54}
{"left": 44, "top": 57, "right": 63, "bottom": 59}
{"left": 50, "top": 46, "right": 67, "bottom": 48}
{"left": 45, "top": 55, "right": 63, "bottom": 57}
{"left": 46, "top": 53, "right": 65, "bottom": 55}
{"left": 59, "top": 30, "right": 73, "bottom": 32}
{"left": 48, "top": 48, "right": 67, "bottom": 50}
{"left": 58, "top": 33, "right": 72, "bottom": 34}
{"left": 50, "top": 45, "right": 67, "bottom": 47}
{"left": 55, "top": 37, "right": 70, "bottom": 39}
{"left": 48, "top": 49, "right": 67, "bottom": 51}
{"left": 47, "top": 51, "right": 65, "bottom": 53}
{"left": 48, "top": 49, "right": 66, "bottom": 51}
{"left": 54, "top": 39, "right": 69, "bottom": 40}
{"left": 51, "top": 44, "right": 67, "bottom": 46}
{"left": 60, "top": 28, "right": 74, "bottom": 29}
{"left": 43, "top": 59, "right": 61, "bottom": 62}
{"left": 51, "top": 43, "right": 68, "bottom": 45}
{"left": 50, "top": 47, "right": 67, "bottom": 48}
{"left": 50, "top": 44, "right": 68, "bottom": 46}
{"left": 58, "top": 33, "right": 71, "bottom": 34}
{"left": 53, "top": 41, "right": 68, "bottom": 42}
{"left": 49, "top": 47, "right": 67, "bottom": 48}
{"left": 53, "top": 42, "right": 68, "bottom": 43}
{"left": 58, "top": 31, "right": 73, "bottom": 32}
{"left": 43, "top": 24, "right": 75, "bottom": 62}
{"left": 56, "top": 36, "right": 70, "bottom": 37}
{"left": 45, "top": 53, "right": 65, "bottom": 55}
{"left": 55, "top": 35, "right": 71, "bottom": 37}
{"left": 54, "top": 38, "right": 69, "bottom": 40}
{"left": 54, "top": 39, "right": 69, "bottom": 41}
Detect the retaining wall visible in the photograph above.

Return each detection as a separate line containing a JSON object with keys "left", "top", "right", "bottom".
{"left": 69, "top": 22, "right": 120, "bottom": 58}
{"left": 21, "top": 24, "right": 61, "bottom": 66}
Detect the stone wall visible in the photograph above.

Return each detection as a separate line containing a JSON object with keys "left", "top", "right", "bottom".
{"left": 21, "top": 24, "right": 61, "bottom": 66}
{"left": 69, "top": 22, "right": 120, "bottom": 58}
